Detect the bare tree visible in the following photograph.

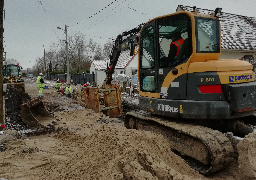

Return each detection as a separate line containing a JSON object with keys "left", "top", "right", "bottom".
{"left": 69, "top": 32, "right": 87, "bottom": 73}
{"left": 6, "top": 58, "right": 19, "bottom": 65}
{"left": 32, "top": 31, "right": 108, "bottom": 74}
{"left": 102, "top": 40, "right": 114, "bottom": 59}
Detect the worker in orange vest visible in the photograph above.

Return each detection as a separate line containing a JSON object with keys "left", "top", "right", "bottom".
{"left": 168, "top": 32, "right": 184, "bottom": 66}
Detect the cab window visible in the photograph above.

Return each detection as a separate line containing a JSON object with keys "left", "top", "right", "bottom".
{"left": 195, "top": 17, "right": 220, "bottom": 53}
{"left": 140, "top": 26, "right": 155, "bottom": 69}
{"left": 158, "top": 14, "right": 192, "bottom": 67}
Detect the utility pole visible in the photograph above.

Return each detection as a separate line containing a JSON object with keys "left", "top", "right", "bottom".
{"left": 0, "top": 0, "right": 4, "bottom": 130}
{"left": 43, "top": 45, "right": 46, "bottom": 74}
{"left": 65, "top": 25, "right": 70, "bottom": 84}
{"left": 57, "top": 25, "right": 69, "bottom": 84}
{"left": 57, "top": 25, "right": 70, "bottom": 84}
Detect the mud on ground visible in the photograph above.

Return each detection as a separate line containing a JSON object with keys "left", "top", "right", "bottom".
{"left": 0, "top": 80, "right": 255, "bottom": 180}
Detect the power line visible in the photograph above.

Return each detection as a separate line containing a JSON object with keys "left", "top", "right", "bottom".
{"left": 72, "top": 0, "right": 137, "bottom": 41}
{"left": 36, "top": 1, "right": 62, "bottom": 39}
{"left": 79, "top": 4, "right": 122, "bottom": 35}
{"left": 37, "top": 0, "right": 145, "bottom": 53}
{"left": 85, "top": 0, "right": 130, "bottom": 31}
{"left": 126, "top": 6, "right": 147, "bottom": 16}
{"left": 70, "top": 0, "right": 120, "bottom": 27}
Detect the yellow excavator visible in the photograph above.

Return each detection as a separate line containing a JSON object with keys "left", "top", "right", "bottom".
{"left": 83, "top": 7, "right": 256, "bottom": 175}
{"left": 3, "top": 64, "right": 25, "bottom": 93}
{"left": 122, "top": 7, "right": 256, "bottom": 175}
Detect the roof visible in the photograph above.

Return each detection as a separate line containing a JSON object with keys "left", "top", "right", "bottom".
{"left": 178, "top": 5, "right": 256, "bottom": 51}
{"left": 91, "top": 59, "right": 109, "bottom": 70}
{"left": 116, "top": 47, "right": 138, "bottom": 69}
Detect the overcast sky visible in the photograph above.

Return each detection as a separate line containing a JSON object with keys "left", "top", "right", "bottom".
{"left": 4, "top": 0, "right": 256, "bottom": 69}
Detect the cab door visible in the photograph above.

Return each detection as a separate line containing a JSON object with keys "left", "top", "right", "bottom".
{"left": 139, "top": 21, "right": 159, "bottom": 97}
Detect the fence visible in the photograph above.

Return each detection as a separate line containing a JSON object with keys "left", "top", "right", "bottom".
{"left": 47, "top": 73, "right": 94, "bottom": 85}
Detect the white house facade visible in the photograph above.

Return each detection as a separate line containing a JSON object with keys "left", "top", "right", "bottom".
{"left": 90, "top": 60, "right": 108, "bottom": 87}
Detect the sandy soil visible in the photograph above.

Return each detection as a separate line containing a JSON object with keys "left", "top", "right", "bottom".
{"left": 0, "top": 79, "right": 255, "bottom": 180}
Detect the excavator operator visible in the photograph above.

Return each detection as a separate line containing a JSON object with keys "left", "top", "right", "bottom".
{"left": 168, "top": 32, "right": 184, "bottom": 66}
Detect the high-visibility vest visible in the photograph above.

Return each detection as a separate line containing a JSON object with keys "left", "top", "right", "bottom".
{"left": 37, "top": 76, "right": 44, "bottom": 88}
{"left": 56, "top": 82, "right": 62, "bottom": 88}
{"left": 65, "top": 86, "right": 72, "bottom": 94}
{"left": 170, "top": 39, "right": 184, "bottom": 58}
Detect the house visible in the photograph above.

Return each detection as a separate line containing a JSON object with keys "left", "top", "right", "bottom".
{"left": 114, "top": 48, "right": 138, "bottom": 77}
{"left": 111, "top": 48, "right": 139, "bottom": 88}
{"left": 90, "top": 59, "right": 109, "bottom": 87}
{"left": 90, "top": 48, "right": 139, "bottom": 87}
{"left": 178, "top": 5, "right": 256, "bottom": 62}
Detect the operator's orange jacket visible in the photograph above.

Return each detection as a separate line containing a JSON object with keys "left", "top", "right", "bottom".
{"left": 170, "top": 39, "right": 184, "bottom": 56}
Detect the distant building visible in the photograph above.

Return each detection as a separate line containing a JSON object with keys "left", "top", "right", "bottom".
{"left": 113, "top": 48, "right": 138, "bottom": 78}
{"left": 90, "top": 48, "right": 139, "bottom": 87}
{"left": 90, "top": 59, "right": 108, "bottom": 87}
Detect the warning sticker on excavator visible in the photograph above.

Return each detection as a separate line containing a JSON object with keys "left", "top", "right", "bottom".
{"left": 229, "top": 74, "right": 253, "bottom": 83}
{"left": 158, "top": 104, "right": 178, "bottom": 112}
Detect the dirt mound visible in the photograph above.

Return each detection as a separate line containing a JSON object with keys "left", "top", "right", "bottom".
{"left": 24, "top": 125, "right": 203, "bottom": 180}
{"left": 237, "top": 132, "right": 256, "bottom": 179}
{"left": 0, "top": 107, "right": 205, "bottom": 180}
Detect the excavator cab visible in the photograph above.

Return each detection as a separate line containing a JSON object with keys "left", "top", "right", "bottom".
{"left": 137, "top": 10, "right": 256, "bottom": 119}
{"left": 3, "top": 64, "right": 23, "bottom": 83}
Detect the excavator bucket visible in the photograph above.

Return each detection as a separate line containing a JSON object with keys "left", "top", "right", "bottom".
{"left": 81, "top": 84, "right": 122, "bottom": 118}
{"left": 20, "top": 97, "right": 55, "bottom": 128}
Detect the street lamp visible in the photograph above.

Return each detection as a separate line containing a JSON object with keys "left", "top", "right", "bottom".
{"left": 43, "top": 45, "right": 46, "bottom": 73}
{"left": 57, "top": 25, "right": 70, "bottom": 84}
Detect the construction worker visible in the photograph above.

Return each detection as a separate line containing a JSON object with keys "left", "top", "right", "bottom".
{"left": 82, "top": 83, "right": 88, "bottom": 89}
{"left": 168, "top": 32, "right": 184, "bottom": 66}
{"left": 55, "top": 79, "right": 62, "bottom": 92}
{"left": 37, "top": 73, "right": 44, "bottom": 97}
{"left": 65, "top": 84, "right": 72, "bottom": 98}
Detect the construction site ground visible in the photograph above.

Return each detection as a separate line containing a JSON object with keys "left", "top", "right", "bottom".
{"left": 0, "top": 79, "right": 256, "bottom": 180}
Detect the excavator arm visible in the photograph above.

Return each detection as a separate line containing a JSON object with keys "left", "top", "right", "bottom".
{"left": 105, "top": 25, "right": 143, "bottom": 85}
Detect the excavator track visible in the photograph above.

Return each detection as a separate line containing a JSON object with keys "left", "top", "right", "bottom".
{"left": 124, "top": 111, "right": 234, "bottom": 175}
